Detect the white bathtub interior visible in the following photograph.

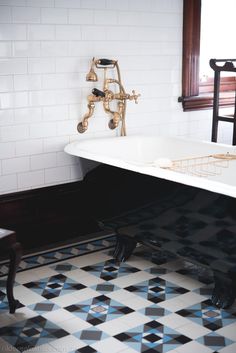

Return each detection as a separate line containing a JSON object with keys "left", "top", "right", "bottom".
{"left": 65, "top": 135, "right": 236, "bottom": 198}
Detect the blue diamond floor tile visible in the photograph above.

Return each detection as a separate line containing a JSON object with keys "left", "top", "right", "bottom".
{"left": 0, "top": 315, "right": 69, "bottom": 352}
{"left": 197, "top": 332, "right": 234, "bottom": 351}
{"left": 124, "top": 276, "right": 189, "bottom": 304}
{"left": 23, "top": 273, "right": 86, "bottom": 299}
{"left": 114, "top": 320, "right": 192, "bottom": 353}
{"left": 0, "top": 235, "right": 235, "bottom": 353}
{"left": 176, "top": 299, "right": 236, "bottom": 331}
{"left": 64, "top": 294, "right": 134, "bottom": 326}
{"left": 81, "top": 259, "right": 140, "bottom": 281}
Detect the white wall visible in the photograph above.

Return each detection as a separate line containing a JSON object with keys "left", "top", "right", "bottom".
{"left": 0, "top": 0, "right": 232, "bottom": 195}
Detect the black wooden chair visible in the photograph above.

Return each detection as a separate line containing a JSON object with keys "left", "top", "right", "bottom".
{"left": 210, "top": 58, "right": 236, "bottom": 145}
{"left": 0, "top": 228, "right": 22, "bottom": 313}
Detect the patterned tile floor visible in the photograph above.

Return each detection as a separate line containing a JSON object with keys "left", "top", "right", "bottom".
{"left": 0, "top": 240, "right": 236, "bottom": 353}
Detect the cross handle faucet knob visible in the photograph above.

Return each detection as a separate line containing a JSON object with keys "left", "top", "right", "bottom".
{"left": 131, "top": 90, "right": 140, "bottom": 104}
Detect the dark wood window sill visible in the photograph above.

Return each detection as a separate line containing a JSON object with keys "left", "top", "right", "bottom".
{"left": 179, "top": 92, "right": 235, "bottom": 111}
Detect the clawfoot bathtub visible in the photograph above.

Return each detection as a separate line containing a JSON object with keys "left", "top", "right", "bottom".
{"left": 65, "top": 135, "right": 236, "bottom": 308}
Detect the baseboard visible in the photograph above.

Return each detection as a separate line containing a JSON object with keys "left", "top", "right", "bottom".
{"left": 0, "top": 180, "right": 101, "bottom": 252}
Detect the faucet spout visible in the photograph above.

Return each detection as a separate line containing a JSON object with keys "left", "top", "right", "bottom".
{"left": 77, "top": 101, "right": 95, "bottom": 133}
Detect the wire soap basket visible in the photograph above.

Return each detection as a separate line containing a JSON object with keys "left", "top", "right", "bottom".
{"left": 164, "top": 153, "right": 236, "bottom": 178}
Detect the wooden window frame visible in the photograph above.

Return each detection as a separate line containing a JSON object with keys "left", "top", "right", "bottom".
{"left": 179, "top": 0, "right": 236, "bottom": 111}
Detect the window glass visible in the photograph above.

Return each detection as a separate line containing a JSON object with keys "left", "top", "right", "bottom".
{"left": 200, "top": 0, "right": 236, "bottom": 81}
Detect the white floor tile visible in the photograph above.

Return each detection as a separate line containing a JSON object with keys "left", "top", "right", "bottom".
{"left": 177, "top": 292, "right": 205, "bottom": 306}
{"left": 124, "top": 295, "right": 152, "bottom": 310}
{"left": 70, "top": 287, "right": 100, "bottom": 301}
{"left": 31, "top": 266, "right": 59, "bottom": 280}
{"left": 97, "top": 317, "right": 130, "bottom": 336}
{"left": 175, "top": 321, "right": 211, "bottom": 339}
{"left": 7, "top": 306, "right": 37, "bottom": 324}
{"left": 106, "top": 288, "right": 134, "bottom": 302}
{"left": 12, "top": 285, "right": 44, "bottom": 305}
{"left": 110, "top": 271, "right": 155, "bottom": 287}
{"left": 42, "top": 308, "right": 75, "bottom": 323}
{"left": 107, "top": 289, "right": 153, "bottom": 310}
{"left": 125, "top": 256, "right": 154, "bottom": 270}
{"left": 0, "top": 244, "right": 234, "bottom": 353}
{"left": 216, "top": 322, "right": 236, "bottom": 341}
{"left": 59, "top": 317, "right": 92, "bottom": 334}
{"left": 158, "top": 296, "right": 189, "bottom": 312}
{"left": 92, "top": 337, "right": 128, "bottom": 353}
{"left": 63, "top": 268, "right": 91, "bottom": 281}
{"left": 49, "top": 335, "right": 85, "bottom": 352}
{"left": 118, "top": 347, "right": 138, "bottom": 353}
{"left": 160, "top": 272, "right": 202, "bottom": 290}
{"left": 219, "top": 343, "right": 236, "bottom": 353}
{"left": 175, "top": 340, "right": 213, "bottom": 353}
{"left": 51, "top": 287, "right": 99, "bottom": 306}
{"left": 177, "top": 277, "right": 204, "bottom": 291}
{"left": 159, "top": 272, "right": 187, "bottom": 282}
{"left": 118, "top": 311, "right": 150, "bottom": 329}
{"left": 26, "top": 343, "right": 58, "bottom": 352}
{"left": 159, "top": 291, "right": 204, "bottom": 312}
{"left": 78, "top": 272, "right": 105, "bottom": 287}
{"left": 157, "top": 313, "right": 192, "bottom": 329}
{"left": 51, "top": 292, "right": 83, "bottom": 307}
{"left": 0, "top": 313, "right": 16, "bottom": 328}
{"left": 69, "top": 252, "right": 111, "bottom": 268}
{"left": 15, "top": 270, "right": 43, "bottom": 284}
{"left": 16, "top": 267, "right": 58, "bottom": 284}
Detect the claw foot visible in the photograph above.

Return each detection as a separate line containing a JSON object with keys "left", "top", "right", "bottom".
{"left": 113, "top": 235, "right": 137, "bottom": 262}
{"left": 212, "top": 272, "right": 236, "bottom": 309}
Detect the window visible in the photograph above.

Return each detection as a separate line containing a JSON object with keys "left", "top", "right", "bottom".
{"left": 179, "top": 0, "right": 236, "bottom": 111}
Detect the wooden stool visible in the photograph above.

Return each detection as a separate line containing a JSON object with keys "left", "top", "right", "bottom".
{"left": 0, "top": 228, "right": 22, "bottom": 313}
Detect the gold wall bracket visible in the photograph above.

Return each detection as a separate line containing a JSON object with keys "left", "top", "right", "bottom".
{"left": 77, "top": 58, "right": 140, "bottom": 136}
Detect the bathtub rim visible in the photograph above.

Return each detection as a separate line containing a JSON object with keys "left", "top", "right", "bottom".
{"left": 64, "top": 135, "right": 236, "bottom": 199}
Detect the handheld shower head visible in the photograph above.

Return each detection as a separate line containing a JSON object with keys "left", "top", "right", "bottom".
{"left": 86, "top": 58, "right": 98, "bottom": 82}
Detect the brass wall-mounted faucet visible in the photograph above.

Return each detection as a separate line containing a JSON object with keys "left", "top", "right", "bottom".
{"left": 77, "top": 58, "right": 140, "bottom": 136}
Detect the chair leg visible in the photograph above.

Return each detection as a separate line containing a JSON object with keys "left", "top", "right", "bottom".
{"left": 6, "top": 242, "right": 22, "bottom": 314}
{"left": 233, "top": 119, "right": 236, "bottom": 145}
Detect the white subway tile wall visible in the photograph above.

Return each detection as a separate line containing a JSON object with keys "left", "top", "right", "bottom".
{"left": 0, "top": 0, "right": 229, "bottom": 194}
